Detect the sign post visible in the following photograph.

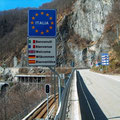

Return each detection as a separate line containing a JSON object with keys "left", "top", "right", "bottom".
{"left": 27, "top": 9, "right": 61, "bottom": 108}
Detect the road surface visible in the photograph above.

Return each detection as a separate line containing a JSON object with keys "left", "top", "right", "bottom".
{"left": 78, "top": 69, "right": 120, "bottom": 120}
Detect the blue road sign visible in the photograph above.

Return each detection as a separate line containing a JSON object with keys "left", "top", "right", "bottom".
{"left": 96, "top": 62, "right": 101, "bottom": 67}
{"left": 98, "top": 62, "right": 101, "bottom": 65}
{"left": 28, "top": 9, "right": 56, "bottom": 37}
{"left": 101, "top": 53, "right": 109, "bottom": 66}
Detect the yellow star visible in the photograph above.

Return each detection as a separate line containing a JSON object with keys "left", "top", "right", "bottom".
{"left": 46, "top": 30, "right": 49, "bottom": 33}
{"left": 32, "top": 26, "right": 35, "bottom": 29}
{"left": 46, "top": 13, "right": 49, "bottom": 16}
{"left": 41, "top": 12, "right": 44, "bottom": 15}
{"left": 35, "top": 29, "right": 38, "bottom": 32}
{"left": 49, "top": 26, "right": 53, "bottom": 29}
{"left": 51, "top": 22, "right": 54, "bottom": 25}
{"left": 41, "top": 32, "right": 44, "bottom": 35}
{"left": 31, "top": 21, "right": 34, "bottom": 24}
{"left": 32, "top": 17, "right": 35, "bottom": 20}
{"left": 36, "top": 13, "right": 38, "bottom": 16}
{"left": 50, "top": 17, "right": 52, "bottom": 20}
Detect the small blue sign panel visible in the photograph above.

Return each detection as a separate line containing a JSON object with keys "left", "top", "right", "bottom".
{"left": 98, "top": 62, "right": 101, "bottom": 65}
{"left": 101, "top": 53, "right": 109, "bottom": 66}
{"left": 28, "top": 9, "right": 56, "bottom": 37}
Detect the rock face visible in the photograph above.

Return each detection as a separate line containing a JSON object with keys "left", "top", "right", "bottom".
{"left": 58, "top": 0, "right": 114, "bottom": 67}
{"left": 71, "top": 0, "right": 114, "bottom": 42}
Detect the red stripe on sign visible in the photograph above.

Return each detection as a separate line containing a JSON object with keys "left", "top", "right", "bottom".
{"left": 29, "top": 60, "right": 36, "bottom": 64}
{"left": 33, "top": 45, "right": 36, "bottom": 48}
{"left": 33, "top": 40, "right": 36, "bottom": 43}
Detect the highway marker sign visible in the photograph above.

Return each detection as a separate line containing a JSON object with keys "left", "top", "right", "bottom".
{"left": 28, "top": 38, "right": 56, "bottom": 66}
{"left": 101, "top": 53, "right": 109, "bottom": 66}
{"left": 28, "top": 9, "right": 56, "bottom": 37}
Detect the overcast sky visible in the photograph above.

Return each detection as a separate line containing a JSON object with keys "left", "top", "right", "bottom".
{"left": 0, "top": 0, "right": 52, "bottom": 11}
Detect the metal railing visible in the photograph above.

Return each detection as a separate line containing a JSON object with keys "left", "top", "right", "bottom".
{"left": 54, "top": 68, "right": 75, "bottom": 120}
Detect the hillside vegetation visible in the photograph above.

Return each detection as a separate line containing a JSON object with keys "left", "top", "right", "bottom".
{"left": 0, "top": 9, "right": 28, "bottom": 65}
{"left": 0, "top": 0, "right": 74, "bottom": 66}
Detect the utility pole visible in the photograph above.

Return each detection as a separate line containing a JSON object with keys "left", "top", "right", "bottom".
{"left": 62, "top": 37, "right": 65, "bottom": 67}
{"left": 116, "top": 24, "right": 120, "bottom": 45}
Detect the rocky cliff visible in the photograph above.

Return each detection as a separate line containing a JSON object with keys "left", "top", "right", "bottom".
{"left": 58, "top": 0, "right": 114, "bottom": 67}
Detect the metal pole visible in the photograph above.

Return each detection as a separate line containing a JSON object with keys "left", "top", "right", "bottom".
{"left": 48, "top": 67, "right": 61, "bottom": 105}
{"left": 54, "top": 67, "right": 56, "bottom": 102}
{"left": 37, "top": 77, "right": 39, "bottom": 89}
{"left": 47, "top": 93, "right": 49, "bottom": 120}
{"left": 106, "top": 66, "right": 108, "bottom": 72}
{"left": 62, "top": 38, "right": 65, "bottom": 67}
{"left": 117, "top": 24, "right": 120, "bottom": 45}
{"left": 58, "top": 77, "right": 61, "bottom": 105}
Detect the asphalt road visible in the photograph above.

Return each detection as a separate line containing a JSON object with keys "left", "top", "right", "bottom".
{"left": 77, "top": 69, "right": 120, "bottom": 120}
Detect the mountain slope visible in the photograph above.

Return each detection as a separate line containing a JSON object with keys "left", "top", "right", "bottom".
{"left": 0, "top": 0, "right": 74, "bottom": 66}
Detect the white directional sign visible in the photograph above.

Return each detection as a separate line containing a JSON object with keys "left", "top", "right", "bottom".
{"left": 28, "top": 38, "right": 56, "bottom": 66}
